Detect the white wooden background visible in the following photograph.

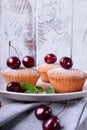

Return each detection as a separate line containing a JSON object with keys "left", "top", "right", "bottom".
{"left": 0, "top": 0, "right": 87, "bottom": 71}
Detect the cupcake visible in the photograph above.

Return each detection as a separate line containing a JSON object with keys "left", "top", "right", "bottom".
{"left": 47, "top": 68, "right": 87, "bottom": 93}
{"left": 1, "top": 67, "right": 40, "bottom": 85}
{"left": 36, "top": 53, "right": 59, "bottom": 83}
{"left": 36, "top": 64, "right": 60, "bottom": 83}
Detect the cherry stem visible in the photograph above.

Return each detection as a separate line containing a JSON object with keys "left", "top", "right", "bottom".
{"left": 9, "top": 41, "right": 20, "bottom": 57}
{"left": 47, "top": 101, "right": 67, "bottom": 116}
{"left": 9, "top": 41, "right": 11, "bottom": 57}
{"left": 0, "top": 101, "right": 2, "bottom": 107}
{"left": 56, "top": 101, "right": 67, "bottom": 117}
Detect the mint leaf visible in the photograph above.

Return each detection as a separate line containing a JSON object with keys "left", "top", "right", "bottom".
{"left": 20, "top": 82, "right": 55, "bottom": 94}
{"left": 20, "top": 82, "right": 37, "bottom": 93}
{"left": 24, "top": 90, "right": 37, "bottom": 94}
{"left": 46, "top": 87, "right": 55, "bottom": 94}
{"left": 36, "top": 86, "right": 44, "bottom": 93}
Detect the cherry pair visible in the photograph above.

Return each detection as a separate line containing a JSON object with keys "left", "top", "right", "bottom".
{"left": 34, "top": 104, "right": 60, "bottom": 130}
{"left": 7, "top": 56, "right": 35, "bottom": 69}
{"left": 44, "top": 53, "right": 73, "bottom": 69}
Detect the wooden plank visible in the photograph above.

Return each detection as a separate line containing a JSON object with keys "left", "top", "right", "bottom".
{"left": 0, "top": 0, "right": 36, "bottom": 68}
{"left": 72, "top": 0, "right": 87, "bottom": 70}
{"left": 0, "top": 0, "right": 87, "bottom": 70}
{"left": 36, "top": 0, "right": 73, "bottom": 65}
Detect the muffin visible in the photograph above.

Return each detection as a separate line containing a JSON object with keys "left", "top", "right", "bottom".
{"left": 47, "top": 68, "right": 87, "bottom": 93}
{"left": 1, "top": 67, "right": 40, "bottom": 85}
{"left": 36, "top": 64, "right": 60, "bottom": 83}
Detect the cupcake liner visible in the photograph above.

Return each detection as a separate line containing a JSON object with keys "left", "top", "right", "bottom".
{"left": 3, "top": 74, "right": 39, "bottom": 85}
{"left": 40, "top": 72, "right": 50, "bottom": 83}
{"left": 47, "top": 68, "right": 87, "bottom": 93}
{"left": 1, "top": 68, "right": 40, "bottom": 85}
{"left": 48, "top": 77, "right": 86, "bottom": 93}
{"left": 36, "top": 64, "right": 60, "bottom": 83}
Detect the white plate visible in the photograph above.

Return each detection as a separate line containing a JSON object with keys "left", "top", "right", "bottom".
{"left": 0, "top": 73, "right": 87, "bottom": 102}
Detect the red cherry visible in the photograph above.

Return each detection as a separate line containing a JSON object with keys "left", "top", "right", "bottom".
{"left": 60, "top": 57, "right": 73, "bottom": 69}
{"left": 35, "top": 104, "right": 52, "bottom": 120}
{"left": 42, "top": 116, "right": 60, "bottom": 130}
{"left": 22, "top": 56, "right": 35, "bottom": 68}
{"left": 6, "top": 82, "right": 21, "bottom": 92}
{"left": 44, "top": 54, "right": 57, "bottom": 64}
{"left": 7, "top": 56, "right": 21, "bottom": 69}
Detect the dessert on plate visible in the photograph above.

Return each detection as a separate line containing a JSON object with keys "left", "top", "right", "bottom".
{"left": 36, "top": 53, "right": 60, "bottom": 83}
{"left": 1, "top": 67, "right": 40, "bottom": 85}
{"left": 1, "top": 56, "right": 40, "bottom": 85}
{"left": 47, "top": 68, "right": 87, "bottom": 93}
{"left": 36, "top": 63, "right": 60, "bottom": 83}
{"left": 47, "top": 57, "right": 87, "bottom": 93}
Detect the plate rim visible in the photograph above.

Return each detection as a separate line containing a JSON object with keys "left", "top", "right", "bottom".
{"left": 0, "top": 88, "right": 87, "bottom": 96}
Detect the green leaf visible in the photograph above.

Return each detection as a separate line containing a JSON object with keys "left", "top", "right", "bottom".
{"left": 20, "top": 82, "right": 37, "bottom": 93}
{"left": 36, "top": 86, "right": 44, "bottom": 93}
{"left": 24, "top": 90, "right": 37, "bottom": 94}
{"left": 46, "top": 87, "right": 55, "bottom": 94}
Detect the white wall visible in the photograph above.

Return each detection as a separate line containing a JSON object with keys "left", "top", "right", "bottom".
{"left": 0, "top": 0, "right": 87, "bottom": 71}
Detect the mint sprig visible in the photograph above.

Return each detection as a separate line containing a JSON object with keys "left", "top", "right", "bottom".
{"left": 20, "top": 82, "right": 55, "bottom": 94}
{"left": 20, "top": 82, "right": 37, "bottom": 94}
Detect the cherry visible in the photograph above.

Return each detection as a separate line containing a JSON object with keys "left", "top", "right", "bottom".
{"left": 22, "top": 56, "right": 35, "bottom": 68}
{"left": 44, "top": 54, "right": 57, "bottom": 64}
{"left": 60, "top": 56, "right": 73, "bottom": 69}
{"left": 35, "top": 104, "right": 52, "bottom": 120}
{"left": 42, "top": 116, "right": 60, "bottom": 130}
{"left": 7, "top": 56, "right": 21, "bottom": 69}
{"left": 6, "top": 82, "right": 21, "bottom": 92}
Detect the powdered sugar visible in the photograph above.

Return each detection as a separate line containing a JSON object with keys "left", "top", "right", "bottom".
{"left": 47, "top": 67, "right": 87, "bottom": 78}
{"left": 1, "top": 67, "right": 40, "bottom": 75}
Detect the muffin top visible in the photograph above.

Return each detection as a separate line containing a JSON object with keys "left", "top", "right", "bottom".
{"left": 1, "top": 67, "right": 40, "bottom": 76}
{"left": 36, "top": 63, "right": 60, "bottom": 72}
{"left": 47, "top": 68, "right": 87, "bottom": 79}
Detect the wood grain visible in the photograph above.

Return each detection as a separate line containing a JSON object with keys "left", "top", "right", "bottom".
{"left": 0, "top": 0, "right": 87, "bottom": 70}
